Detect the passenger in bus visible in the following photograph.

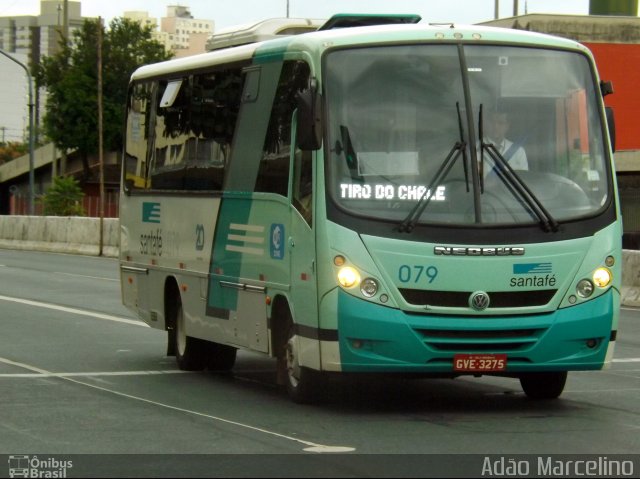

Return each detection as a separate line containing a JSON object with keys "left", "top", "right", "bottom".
{"left": 482, "top": 109, "right": 528, "bottom": 177}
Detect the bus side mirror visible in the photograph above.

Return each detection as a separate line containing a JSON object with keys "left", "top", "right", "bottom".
{"left": 605, "top": 106, "right": 616, "bottom": 153}
{"left": 296, "top": 80, "right": 322, "bottom": 151}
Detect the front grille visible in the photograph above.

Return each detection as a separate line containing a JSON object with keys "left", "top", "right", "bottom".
{"left": 415, "top": 328, "right": 545, "bottom": 352}
{"left": 399, "top": 288, "right": 556, "bottom": 308}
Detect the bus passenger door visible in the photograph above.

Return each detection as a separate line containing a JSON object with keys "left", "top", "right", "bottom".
{"left": 289, "top": 148, "right": 320, "bottom": 370}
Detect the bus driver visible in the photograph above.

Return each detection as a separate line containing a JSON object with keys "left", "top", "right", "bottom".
{"left": 482, "top": 109, "right": 528, "bottom": 177}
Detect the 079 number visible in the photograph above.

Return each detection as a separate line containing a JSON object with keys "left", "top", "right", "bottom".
{"left": 398, "top": 265, "right": 438, "bottom": 284}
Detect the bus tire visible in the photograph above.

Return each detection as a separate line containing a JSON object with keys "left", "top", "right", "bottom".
{"left": 173, "top": 297, "right": 208, "bottom": 371}
{"left": 519, "top": 371, "right": 567, "bottom": 399}
{"left": 284, "top": 321, "right": 324, "bottom": 404}
{"left": 207, "top": 343, "right": 237, "bottom": 372}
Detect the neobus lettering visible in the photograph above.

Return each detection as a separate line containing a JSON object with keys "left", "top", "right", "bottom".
{"left": 434, "top": 246, "right": 525, "bottom": 256}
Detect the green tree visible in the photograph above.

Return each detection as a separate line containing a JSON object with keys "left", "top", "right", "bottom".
{"left": 35, "top": 18, "right": 172, "bottom": 178}
{"left": 42, "top": 176, "right": 85, "bottom": 216}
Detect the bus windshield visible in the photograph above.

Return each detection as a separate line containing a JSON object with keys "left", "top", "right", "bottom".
{"left": 324, "top": 44, "right": 610, "bottom": 227}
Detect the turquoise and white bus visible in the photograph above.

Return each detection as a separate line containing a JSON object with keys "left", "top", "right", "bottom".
{"left": 119, "top": 14, "right": 621, "bottom": 403}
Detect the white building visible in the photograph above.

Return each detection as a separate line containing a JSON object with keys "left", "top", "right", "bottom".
{"left": 160, "top": 5, "right": 214, "bottom": 57}
{"left": 0, "top": 53, "right": 30, "bottom": 143}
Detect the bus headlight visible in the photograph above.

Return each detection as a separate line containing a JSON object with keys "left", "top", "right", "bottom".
{"left": 576, "top": 279, "right": 594, "bottom": 298}
{"left": 593, "top": 268, "right": 612, "bottom": 288}
{"left": 360, "top": 278, "right": 379, "bottom": 297}
{"left": 338, "top": 267, "right": 360, "bottom": 288}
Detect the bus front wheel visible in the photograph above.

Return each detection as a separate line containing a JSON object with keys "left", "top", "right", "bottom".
{"left": 519, "top": 371, "right": 567, "bottom": 399}
{"left": 284, "top": 322, "right": 324, "bottom": 404}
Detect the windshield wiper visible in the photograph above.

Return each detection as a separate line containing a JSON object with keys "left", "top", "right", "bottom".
{"left": 479, "top": 105, "right": 559, "bottom": 233}
{"left": 398, "top": 102, "right": 469, "bottom": 233}
{"left": 335, "top": 125, "right": 359, "bottom": 178}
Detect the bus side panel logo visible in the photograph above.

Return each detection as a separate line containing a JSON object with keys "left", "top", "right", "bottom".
{"left": 195, "top": 224, "right": 205, "bottom": 251}
{"left": 142, "top": 202, "right": 161, "bottom": 223}
{"left": 270, "top": 224, "right": 284, "bottom": 260}
{"left": 513, "top": 263, "right": 552, "bottom": 274}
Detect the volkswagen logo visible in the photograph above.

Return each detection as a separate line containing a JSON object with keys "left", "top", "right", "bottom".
{"left": 469, "top": 291, "right": 490, "bottom": 311}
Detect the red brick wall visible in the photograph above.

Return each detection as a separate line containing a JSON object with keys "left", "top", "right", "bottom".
{"left": 583, "top": 42, "right": 640, "bottom": 151}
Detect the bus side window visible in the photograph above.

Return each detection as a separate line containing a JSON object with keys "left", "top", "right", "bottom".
{"left": 255, "top": 61, "right": 311, "bottom": 196}
{"left": 149, "top": 68, "right": 245, "bottom": 191}
{"left": 184, "top": 69, "right": 244, "bottom": 190}
{"left": 124, "top": 82, "right": 153, "bottom": 190}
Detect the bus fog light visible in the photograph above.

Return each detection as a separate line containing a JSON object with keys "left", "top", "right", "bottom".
{"left": 576, "top": 279, "right": 594, "bottom": 298}
{"left": 360, "top": 278, "right": 378, "bottom": 297}
{"left": 586, "top": 338, "right": 598, "bottom": 349}
{"left": 593, "top": 268, "right": 612, "bottom": 288}
{"left": 338, "top": 267, "right": 360, "bottom": 288}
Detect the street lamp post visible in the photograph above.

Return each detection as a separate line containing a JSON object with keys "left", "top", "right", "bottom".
{"left": 0, "top": 49, "right": 35, "bottom": 215}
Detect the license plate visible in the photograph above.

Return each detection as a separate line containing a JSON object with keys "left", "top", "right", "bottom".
{"left": 453, "top": 354, "right": 507, "bottom": 372}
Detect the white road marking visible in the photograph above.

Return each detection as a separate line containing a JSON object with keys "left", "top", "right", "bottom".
{"left": 0, "top": 356, "right": 355, "bottom": 453}
{"left": 55, "top": 271, "right": 119, "bottom": 282}
{"left": 0, "top": 370, "right": 191, "bottom": 378}
{"left": 612, "top": 358, "right": 640, "bottom": 363}
{"left": 0, "top": 294, "right": 147, "bottom": 327}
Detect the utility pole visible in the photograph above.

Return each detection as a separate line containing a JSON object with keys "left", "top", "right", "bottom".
{"left": 97, "top": 17, "right": 105, "bottom": 256}
{"left": 0, "top": 126, "right": 5, "bottom": 143}
{"left": 514, "top": 0, "right": 519, "bottom": 16}
{"left": 495, "top": 0, "right": 500, "bottom": 19}
{"left": 286, "top": 0, "right": 290, "bottom": 18}
{"left": 63, "top": 0, "right": 69, "bottom": 45}
{"left": 0, "top": 49, "right": 35, "bottom": 215}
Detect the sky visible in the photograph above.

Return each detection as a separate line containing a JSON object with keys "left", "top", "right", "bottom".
{"left": 0, "top": 0, "right": 593, "bottom": 30}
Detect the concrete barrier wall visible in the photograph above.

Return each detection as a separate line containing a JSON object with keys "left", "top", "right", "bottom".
{"left": 0, "top": 215, "right": 637, "bottom": 307}
{"left": 0, "top": 216, "right": 119, "bottom": 258}
{"left": 622, "top": 249, "right": 640, "bottom": 308}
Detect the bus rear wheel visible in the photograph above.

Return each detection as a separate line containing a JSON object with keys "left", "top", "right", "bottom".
{"left": 207, "top": 343, "right": 237, "bottom": 372}
{"left": 519, "top": 371, "right": 567, "bottom": 399}
{"left": 174, "top": 299, "right": 208, "bottom": 371}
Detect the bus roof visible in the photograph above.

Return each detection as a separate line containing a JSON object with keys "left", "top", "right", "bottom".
{"left": 131, "top": 19, "right": 588, "bottom": 82}
{"left": 205, "top": 14, "right": 423, "bottom": 51}
{"left": 205, "top": 17, "right": 325, "bottom": 51}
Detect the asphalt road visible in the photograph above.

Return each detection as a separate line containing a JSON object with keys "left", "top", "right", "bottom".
{"left": 0, "top": 249, "right": 639, "bottom": 477}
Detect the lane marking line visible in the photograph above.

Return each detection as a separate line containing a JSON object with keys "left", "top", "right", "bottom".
{"left": 0, "top": 370, "right": 191, "bottom": 378}
{"left": 612, "top": 358, "right": 640, "bottom": 363}
{"left": 55, "top": 271, "right": 119, "bottom": 282}
{"left": 0, "top": 294, "right": 147, "bottom": 328}
{"left": 0, "top": 356, "right": 355, "bottom": 453}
